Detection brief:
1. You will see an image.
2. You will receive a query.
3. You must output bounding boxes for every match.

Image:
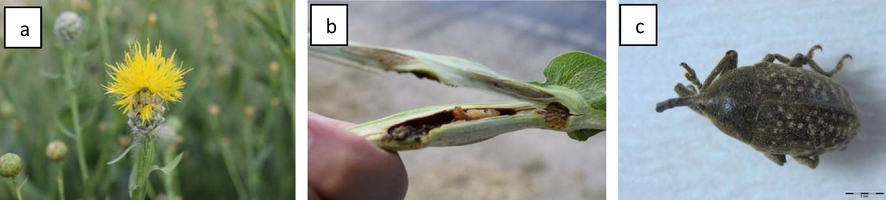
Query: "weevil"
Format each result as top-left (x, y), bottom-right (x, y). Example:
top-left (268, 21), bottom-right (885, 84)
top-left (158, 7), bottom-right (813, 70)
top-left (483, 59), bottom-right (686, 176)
top-left (655, 45), bottom-right (859, 169)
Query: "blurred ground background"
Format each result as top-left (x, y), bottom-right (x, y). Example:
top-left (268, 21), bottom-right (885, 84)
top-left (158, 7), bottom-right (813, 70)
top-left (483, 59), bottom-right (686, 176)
top-left (1, 0), bottom-right (293, 199)
top-left (619, 0), bottom-right (886, 199)
top-left (308, 2), bottom-right (605, 200)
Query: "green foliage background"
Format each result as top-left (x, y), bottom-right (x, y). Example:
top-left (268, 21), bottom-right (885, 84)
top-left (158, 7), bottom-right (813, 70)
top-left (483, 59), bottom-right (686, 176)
top-left (0, 0), bottom-right (294, 199)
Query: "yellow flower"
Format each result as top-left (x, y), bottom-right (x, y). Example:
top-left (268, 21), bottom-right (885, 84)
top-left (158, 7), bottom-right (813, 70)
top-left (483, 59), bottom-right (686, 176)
top-left (104, 42), bottom-right (190, 121)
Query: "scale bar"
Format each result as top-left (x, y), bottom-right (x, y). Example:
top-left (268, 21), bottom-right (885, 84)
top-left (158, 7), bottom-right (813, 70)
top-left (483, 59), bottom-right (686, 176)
top-left (846, 192), bottom-right (886, 195)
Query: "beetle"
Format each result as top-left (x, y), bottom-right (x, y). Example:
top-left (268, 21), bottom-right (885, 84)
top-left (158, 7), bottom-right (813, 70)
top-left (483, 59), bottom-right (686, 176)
top-left (655, 45), bottom-right (859, 169)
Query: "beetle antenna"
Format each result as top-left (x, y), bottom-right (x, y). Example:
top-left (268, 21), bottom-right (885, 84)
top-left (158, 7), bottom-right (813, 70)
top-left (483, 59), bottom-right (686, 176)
top-left (655, 96), bottom-right (692, 113)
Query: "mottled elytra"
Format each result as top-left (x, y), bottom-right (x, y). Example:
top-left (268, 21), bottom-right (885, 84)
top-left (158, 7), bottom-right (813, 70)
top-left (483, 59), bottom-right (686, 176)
top-left (656, 45), bottom-right (859, 169)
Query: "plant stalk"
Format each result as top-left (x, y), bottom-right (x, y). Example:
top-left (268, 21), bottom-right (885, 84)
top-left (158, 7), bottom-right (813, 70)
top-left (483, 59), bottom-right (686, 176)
top-left (97, 0), bottom-right (112, 63)
top-left (61, 48), bottom-right (92, 200)
top-left (9, 179), bottom-right (22, 200)
top-left (56, 166), bottom-right (65, 200)
top-left (210, 116), bottom-right (249, 200)
top-left (163, 146), bottom-right (176, 200)
top-left (132, 139), bottom-right (155, 200)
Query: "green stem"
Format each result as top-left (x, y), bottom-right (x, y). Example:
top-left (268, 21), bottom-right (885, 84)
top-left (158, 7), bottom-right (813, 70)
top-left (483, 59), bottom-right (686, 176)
top-left (162, 147), bottom-right (176, 200)
top-left (243, 120), bottom-right (257, 200)
top-left (273, 0), bottom-right (288, 36)
top-left (9, 178), bottom-right (21, 200)
top-left (57, 166), bottom-right (65, 200)
top-left (97, 0), bottom-right (112, 63)
top-left (60, 49), bottom-right (91, 200)
top-left (220, 140), bottom-right (249, 200)
top-left (132, 139), bottom-right (155, 200)
top-left (211, 116), bottom-right (249, 200)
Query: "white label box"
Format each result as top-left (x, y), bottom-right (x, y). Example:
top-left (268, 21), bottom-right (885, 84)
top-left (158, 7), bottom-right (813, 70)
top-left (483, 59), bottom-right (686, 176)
top-left (310, 4), bottom-right (348, 46)
top-left (4, 6), bottom-right (42, 48)
top-left (620, 4), bottom-right (657, 46)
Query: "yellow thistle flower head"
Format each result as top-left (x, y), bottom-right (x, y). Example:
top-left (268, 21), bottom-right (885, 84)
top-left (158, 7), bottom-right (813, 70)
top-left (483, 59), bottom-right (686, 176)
top-left (104, 41), bottom-right (190, 122)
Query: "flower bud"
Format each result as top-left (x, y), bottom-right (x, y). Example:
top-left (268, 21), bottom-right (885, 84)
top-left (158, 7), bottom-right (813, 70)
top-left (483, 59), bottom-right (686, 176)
top-left (213, 34), bottom-right (223, 46)
top-left (0, 100), bottom-right (14, 119)
top-left (270, 98), bottom-right (280, 107)
top-left (117, 136), bottom-right (131, 148)
top-left (244, 105), bottom-right (255, 120)
top-left (156, 117), bottom-right (183, 149)
top-left (54, 11), bottom-right (83, 46)
top-left (208, 104), bottom-right (220, 116)
top-left (147, 13), bottom-right (158, 27)
top-left (0, 153), bottom-right (22, 178)
top-left (268, 62), bottom-right (279, 75)
top-left (46, 141), bottom-right (69, 162)
top-left (98, 121), bottom-right (108, 133)
top-left (156, 125), bottom-right (177, 149)
top-left (208, 18), bottom-right (218, 31)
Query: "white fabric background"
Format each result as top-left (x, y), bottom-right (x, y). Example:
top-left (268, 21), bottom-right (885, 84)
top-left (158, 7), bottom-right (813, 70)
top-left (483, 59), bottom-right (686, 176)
top-left (618, 1), bottom-right (886, 199)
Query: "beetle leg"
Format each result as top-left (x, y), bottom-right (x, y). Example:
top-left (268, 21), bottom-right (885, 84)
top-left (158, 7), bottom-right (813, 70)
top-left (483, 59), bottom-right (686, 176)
top-left (792, 155), bottom-right (819, 169)
top-left (674, 83), bottom-right (696, 97)
top-left (701, 50), bottom-right (737, 90)
top-left (806, 54), bottom-right (852, 77)
top-left (763, 153), bottom-right (786, 166)
top-left (785, 53), bottom-right (809, 68)
top-left (761, 53), bottom-right (792, 65)
top-left (680, 62), bottom-right (703, 89)
top-left (806, 44), bottom-right (823, 60)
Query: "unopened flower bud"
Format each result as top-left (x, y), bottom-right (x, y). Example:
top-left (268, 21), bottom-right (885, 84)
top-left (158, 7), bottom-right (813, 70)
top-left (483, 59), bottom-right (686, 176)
top-left (98, 121), bottom-right (107, 133)
top-left (46, 141), bottom-right (68, 162)
top-left (270, 98), bottom-right (280, 107)
top-left (117, 136), bottom-right (131, 148)
top-left (54, 11), bottom-right (83, 46)
top-left (221, 137), bottom-right (230, 147)
top-left (213, 34), bottom-right (223, 46)
top-left (244, 105), bottom-right (255, 120)
top-left (0, 100), bottom-right (14, 119)
top-left (208, 19), bottom-right (218, 31)
top-left (208, 104), bottom-right (220, 116)
top-left (147, 13), bottom-right (158, 27)
top-left (0, 153), bottom-right (22, 178)
top-left (268, 62), bottom-right (279, 75)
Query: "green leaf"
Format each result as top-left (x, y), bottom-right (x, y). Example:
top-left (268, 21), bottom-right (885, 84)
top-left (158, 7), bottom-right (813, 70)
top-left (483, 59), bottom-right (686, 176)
top-left (541, 51), bottom-right (606, 111)
top-left (149, 153), bottom-right (184, 175)
top-left (107, 144), bottom-right (137, 165)
top-left (567, 129), bottom-right (604, 141)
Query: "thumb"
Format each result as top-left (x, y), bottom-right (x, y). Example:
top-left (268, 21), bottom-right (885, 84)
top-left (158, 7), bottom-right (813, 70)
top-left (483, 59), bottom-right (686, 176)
top-left (308, 112), bottom-right (408, 200)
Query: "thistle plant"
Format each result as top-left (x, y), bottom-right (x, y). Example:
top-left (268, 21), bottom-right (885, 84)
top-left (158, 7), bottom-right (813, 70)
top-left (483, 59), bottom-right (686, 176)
top-left (1, 153), bottom-right (25, 200)
top-left (310, 38), bottom-right (606, 150)
top-left (104, 42), bottom-right (187, 200)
